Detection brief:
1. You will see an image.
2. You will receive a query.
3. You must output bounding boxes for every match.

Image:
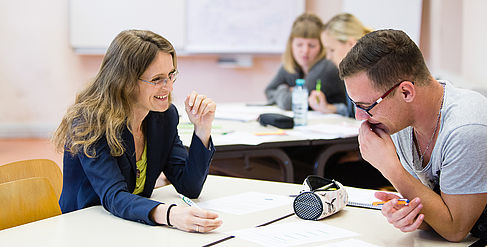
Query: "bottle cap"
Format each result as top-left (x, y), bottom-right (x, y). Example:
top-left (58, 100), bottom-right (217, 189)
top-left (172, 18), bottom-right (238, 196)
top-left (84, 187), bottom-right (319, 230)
top-left (295, 79), bottom-right (305, 86)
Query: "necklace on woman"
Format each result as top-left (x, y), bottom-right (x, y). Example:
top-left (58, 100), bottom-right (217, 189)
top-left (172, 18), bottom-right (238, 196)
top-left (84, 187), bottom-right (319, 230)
top-left (413, 84), bottom-right (445, 165)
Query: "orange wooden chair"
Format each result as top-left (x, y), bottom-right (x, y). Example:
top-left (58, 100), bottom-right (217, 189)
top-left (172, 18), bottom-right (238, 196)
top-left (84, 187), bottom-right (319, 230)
top-left (0, 159), bottom-right (62, 199)
top-left (0, 177), bottom-right (61, 230)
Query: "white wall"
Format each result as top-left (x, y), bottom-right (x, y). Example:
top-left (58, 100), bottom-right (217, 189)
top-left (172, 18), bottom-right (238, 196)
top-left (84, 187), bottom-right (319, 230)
top-left (426, 0), bottom-right (463, 83)
top-left (0, 0), bottom-right (279, 137)
top-left (463, 0), bottom-right (487, 88)
top-left (425, 0), bottom-right (487, 90)
top-left (1, 0), bottom-right (486, 138)
top-left (0, 0), bottom-right (87, 137)
top-left (307, 0), bottom-right (343, 22)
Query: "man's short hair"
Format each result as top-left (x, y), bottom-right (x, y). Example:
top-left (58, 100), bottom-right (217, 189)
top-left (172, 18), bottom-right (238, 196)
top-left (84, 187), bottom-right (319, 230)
top-left (339, 29), bottom-right (431, 91)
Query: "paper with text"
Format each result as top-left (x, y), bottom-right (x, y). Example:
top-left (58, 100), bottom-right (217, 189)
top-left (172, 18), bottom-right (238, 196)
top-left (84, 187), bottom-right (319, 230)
top-left (231, 221), bottom-right (359, 247)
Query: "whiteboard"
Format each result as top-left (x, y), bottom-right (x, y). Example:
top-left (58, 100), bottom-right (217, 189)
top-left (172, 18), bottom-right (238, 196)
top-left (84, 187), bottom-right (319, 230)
top-left (185, 0), bottom-right (305, 54)
top-left (342, 0), bottom-right (423, 45)
top-left (69, 0), bottom-right (185, 53)
top-left (69, 0), bottom-right (304, 54)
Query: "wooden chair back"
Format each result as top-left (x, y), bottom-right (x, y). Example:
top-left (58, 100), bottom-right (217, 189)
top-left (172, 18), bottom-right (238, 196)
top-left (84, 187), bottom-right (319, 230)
top-left (0, 177), bottom-right (61, 230)
top-left (0, 159), bottom-right (62, 199)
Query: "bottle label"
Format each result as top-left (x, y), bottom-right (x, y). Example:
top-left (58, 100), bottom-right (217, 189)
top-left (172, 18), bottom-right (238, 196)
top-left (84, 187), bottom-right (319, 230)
top-left (292, 88), bottom-right (308, 126)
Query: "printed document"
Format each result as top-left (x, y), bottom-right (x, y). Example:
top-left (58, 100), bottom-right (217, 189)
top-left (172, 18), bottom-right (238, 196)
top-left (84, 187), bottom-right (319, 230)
top-left (230, 221), bottom-right (359, 247)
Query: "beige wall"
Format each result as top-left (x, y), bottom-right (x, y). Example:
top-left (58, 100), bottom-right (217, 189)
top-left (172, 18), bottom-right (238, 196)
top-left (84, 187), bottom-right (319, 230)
top-left (306, 0), bottom-right (343, 21)
top-left (0, 0), bottom-right (281, 137)
top-left (413, 0), bottom-right (487, 90)
top-left (463, 0), bottom-right (487, 88)
top-left (1, 0), bottom-right (88, 137)
top-left (425, 0), bottom-right (463, 80)
top-left (1, 0), bottom-right (486, 137)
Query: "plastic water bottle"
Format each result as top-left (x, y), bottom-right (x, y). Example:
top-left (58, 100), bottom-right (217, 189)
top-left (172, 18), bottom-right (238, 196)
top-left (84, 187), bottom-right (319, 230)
top-left (292, 79), bottom-right (308, 126)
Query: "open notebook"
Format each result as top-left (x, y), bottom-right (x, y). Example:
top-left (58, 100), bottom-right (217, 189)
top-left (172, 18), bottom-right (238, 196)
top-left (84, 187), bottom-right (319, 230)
top-left (345, 186), bottom-right (402, 210)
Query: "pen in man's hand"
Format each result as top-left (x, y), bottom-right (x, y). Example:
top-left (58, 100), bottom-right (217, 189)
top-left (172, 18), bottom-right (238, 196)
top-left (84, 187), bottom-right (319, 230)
top-left (372, 198), bottom-right (409, 206)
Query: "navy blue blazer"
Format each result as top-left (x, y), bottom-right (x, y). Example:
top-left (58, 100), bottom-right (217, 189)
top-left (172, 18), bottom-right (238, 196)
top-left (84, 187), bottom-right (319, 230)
top-left (59, 105), bottom-right (215, 225)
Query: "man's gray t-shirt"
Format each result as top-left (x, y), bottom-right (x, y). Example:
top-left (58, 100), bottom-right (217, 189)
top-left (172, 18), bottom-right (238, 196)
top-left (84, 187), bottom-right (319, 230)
top-left (392, 81), bottom-right (487, 195)
top-left (392, 80), bottom-right (487, 236)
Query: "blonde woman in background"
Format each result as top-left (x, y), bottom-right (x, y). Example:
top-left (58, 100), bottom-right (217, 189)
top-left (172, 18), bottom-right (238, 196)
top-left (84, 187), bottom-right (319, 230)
top-left (265, 13), bottom-right (347, 113)
top-left (309, 13), bottom-right (391, 190)
top-left (309, 13), bottom-right (372, 117)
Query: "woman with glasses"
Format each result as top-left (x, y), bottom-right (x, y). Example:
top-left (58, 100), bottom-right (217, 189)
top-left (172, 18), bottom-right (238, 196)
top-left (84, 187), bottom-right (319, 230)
top-left (52, 30), bottom-right (222, 233)
top-left (308, 13), bottom-right (372, 117)
top-left (265, 13), bottom-right (347, 113)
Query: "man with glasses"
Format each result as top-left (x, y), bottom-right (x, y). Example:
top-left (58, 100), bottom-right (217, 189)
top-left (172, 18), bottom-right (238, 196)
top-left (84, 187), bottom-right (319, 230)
top-left (339, 29), bottom-right (487, 242)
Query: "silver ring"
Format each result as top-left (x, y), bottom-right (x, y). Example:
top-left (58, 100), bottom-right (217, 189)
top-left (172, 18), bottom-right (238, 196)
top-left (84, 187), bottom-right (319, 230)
top-left (196, 225), bottom-right (199, 232)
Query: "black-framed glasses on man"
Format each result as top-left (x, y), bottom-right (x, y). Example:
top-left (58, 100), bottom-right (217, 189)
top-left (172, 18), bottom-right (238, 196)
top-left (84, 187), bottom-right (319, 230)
top-left (349, 80), bottom-right (413, 117)
top-left (139, 70), bottom-right (178, 86)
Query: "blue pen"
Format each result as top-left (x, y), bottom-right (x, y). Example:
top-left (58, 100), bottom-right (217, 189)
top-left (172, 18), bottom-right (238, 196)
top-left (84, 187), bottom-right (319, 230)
top-left (179, 194), bottom-right (201, 208)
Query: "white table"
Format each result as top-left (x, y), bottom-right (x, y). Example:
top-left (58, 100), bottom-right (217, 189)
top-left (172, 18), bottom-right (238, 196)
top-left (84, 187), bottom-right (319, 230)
top-left (0, 175), bottom-right (477, 246)
top-left (178, 103), bottom-right (361, 147)
top-left (177, 103), bottom-right (362, 183)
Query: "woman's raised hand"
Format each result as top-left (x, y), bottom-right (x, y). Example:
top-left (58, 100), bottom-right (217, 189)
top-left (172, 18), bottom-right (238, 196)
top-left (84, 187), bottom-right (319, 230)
top-left (185, 91), bottom-right (216, 148)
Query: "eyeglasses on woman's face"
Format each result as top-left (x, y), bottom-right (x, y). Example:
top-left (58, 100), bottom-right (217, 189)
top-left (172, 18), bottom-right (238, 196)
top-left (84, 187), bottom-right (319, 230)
top-left (139, 70), bottom-right (178, 86)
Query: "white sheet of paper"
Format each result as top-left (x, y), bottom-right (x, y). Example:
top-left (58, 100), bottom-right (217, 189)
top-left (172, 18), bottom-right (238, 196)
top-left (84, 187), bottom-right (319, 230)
top-left (317, 239), bottom-right (382, 247)
top-left (211, 131), bottom-right (277, 145)
top-left (286, 122), bottom-right (360, 140)
top-left (230, 221), bottom-right (359, 247)
top-left (197, 192), bottom-right (293, 215)
top-left (306, 111), bottom-right (342, 120)
top-left (215, 103), bottom-right (289, 122)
